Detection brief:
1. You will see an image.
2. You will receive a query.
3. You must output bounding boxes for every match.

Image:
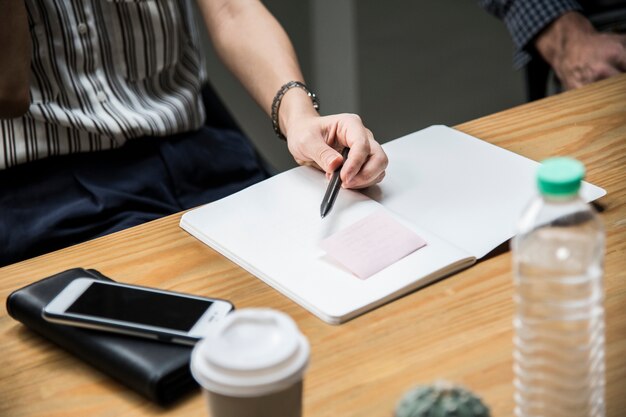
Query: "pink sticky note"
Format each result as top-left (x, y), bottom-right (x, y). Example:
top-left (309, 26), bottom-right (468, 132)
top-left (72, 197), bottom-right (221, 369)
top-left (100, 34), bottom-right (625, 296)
top-left (320, 210), bottom-right (427, 279)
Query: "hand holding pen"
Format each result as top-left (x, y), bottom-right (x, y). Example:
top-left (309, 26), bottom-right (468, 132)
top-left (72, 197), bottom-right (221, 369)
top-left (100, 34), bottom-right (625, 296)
top-left (279, 112), bottom-right (388, 191)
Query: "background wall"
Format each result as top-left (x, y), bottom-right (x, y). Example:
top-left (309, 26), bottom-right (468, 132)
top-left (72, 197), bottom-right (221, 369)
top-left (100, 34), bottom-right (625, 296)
top-left (198, 1), bottom-right (526, 172)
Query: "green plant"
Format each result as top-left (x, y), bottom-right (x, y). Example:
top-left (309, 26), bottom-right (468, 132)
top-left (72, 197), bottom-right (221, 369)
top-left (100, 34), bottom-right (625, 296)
top-left (395, 381), bottom-right (490, 417)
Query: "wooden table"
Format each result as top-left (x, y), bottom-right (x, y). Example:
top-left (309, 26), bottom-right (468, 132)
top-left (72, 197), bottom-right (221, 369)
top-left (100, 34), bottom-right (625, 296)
top-left (1, 74), bottom-right (625, 417)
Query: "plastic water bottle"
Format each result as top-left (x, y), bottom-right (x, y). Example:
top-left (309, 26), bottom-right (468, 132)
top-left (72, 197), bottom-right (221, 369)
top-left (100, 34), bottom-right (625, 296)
top-left (511, 157), bottom-right (605, 417)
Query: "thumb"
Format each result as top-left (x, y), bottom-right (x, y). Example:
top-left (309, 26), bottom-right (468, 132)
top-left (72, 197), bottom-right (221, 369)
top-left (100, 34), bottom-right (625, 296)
top-left (310, 142), bottom-right (343, 174)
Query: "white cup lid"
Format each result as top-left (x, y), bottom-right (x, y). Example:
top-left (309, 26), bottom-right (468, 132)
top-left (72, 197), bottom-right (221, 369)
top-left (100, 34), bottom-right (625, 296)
top-left (190, 308), bottom-right (309, 397)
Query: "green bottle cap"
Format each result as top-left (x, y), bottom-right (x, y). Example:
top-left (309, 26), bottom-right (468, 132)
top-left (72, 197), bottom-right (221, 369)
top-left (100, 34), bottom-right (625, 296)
top-left (537, 157), bottom-right (585, 196)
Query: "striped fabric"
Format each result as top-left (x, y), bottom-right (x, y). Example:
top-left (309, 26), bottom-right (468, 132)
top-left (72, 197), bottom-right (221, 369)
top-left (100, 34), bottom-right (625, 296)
top-left (0, 0), bottom-right (207, 170)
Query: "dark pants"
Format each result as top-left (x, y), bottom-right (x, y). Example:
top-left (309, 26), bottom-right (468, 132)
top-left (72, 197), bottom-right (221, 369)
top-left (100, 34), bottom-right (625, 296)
top-left (0, 86), bottom-right (270, 267)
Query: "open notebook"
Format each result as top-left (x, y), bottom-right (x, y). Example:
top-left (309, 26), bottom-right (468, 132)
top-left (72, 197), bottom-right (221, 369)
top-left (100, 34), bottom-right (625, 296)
top-left (180, 125), bottom-right (606, 324)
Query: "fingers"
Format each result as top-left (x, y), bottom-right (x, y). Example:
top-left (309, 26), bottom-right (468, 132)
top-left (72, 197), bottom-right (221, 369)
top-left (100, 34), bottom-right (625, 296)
top-left (555, 32), bottom-right (626, 89)
top-left (593, 64), bottom-right (621, 82)
top-left (612, 34), bottom-right (626, 71)
top-left (286, 113), bottom-right (388, 189)
top-left (563, 64), bottom-right (594, 90)
top-left (334, 114), bottom-right (372, 183)
top-left (324, 115), bottom-right (387, 189)
top-left (290, 128), bottom-right (341, 174)
top-left (294, 157), bottom-right (322, 172)
top-left (596, 34), bottom-right (626, 79)
top-left (561, 61), bottom-right (620, 90)
top-left (343, 133), bottom-right (389, 189)
top-left (318, 145), bottom-right (343, 173)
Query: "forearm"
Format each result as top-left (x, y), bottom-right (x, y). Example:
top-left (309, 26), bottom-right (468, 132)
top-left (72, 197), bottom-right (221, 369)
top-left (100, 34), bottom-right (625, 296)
top-left (197, 0), bottom-right (388, 187)
top-left (0, 0), bottom-right (31, 118)
top-left (197, 0), bottom-right (317, 137)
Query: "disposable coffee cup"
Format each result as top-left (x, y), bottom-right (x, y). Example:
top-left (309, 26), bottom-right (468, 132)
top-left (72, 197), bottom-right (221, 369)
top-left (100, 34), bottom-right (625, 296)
top-left (190, 308), bottom-right (310, 417)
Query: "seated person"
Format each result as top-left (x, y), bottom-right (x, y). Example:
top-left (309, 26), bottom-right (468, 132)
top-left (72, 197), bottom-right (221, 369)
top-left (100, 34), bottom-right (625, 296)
top-left (0, 0), bottom-right (388, 266)
top-left (480, 0), bottom-right (626, 99)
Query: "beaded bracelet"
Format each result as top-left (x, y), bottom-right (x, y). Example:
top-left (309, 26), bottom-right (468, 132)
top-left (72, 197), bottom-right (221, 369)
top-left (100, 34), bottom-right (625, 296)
top-left (271, 81), bottom-right (319, 141)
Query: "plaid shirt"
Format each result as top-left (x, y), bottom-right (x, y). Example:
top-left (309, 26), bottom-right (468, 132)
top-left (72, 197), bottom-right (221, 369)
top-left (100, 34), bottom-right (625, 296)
top-left (480, 0), bottom-right (583, 68)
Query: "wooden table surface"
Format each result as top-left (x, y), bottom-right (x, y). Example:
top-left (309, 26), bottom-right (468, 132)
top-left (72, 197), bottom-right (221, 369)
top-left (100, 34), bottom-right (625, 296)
top-left (1, 74), bottom-right (625, 417)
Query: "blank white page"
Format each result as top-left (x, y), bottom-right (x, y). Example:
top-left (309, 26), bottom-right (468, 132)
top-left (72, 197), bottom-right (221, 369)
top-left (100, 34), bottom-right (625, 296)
top-left (365, 125), bottom-right (606, 259)
top-left (181, 166), bottom-right (473, 324)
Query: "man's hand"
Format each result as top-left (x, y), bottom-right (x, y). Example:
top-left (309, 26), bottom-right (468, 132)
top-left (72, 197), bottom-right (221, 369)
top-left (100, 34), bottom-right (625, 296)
top-left (284, 112), bottom-right (388, 189)
top-left (535, 12), bottom-right (626, 90)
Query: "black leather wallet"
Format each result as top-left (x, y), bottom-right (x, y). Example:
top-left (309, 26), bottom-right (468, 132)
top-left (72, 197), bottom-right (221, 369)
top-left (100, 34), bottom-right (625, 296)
top-left (6, 268), bottom-right (198, 405)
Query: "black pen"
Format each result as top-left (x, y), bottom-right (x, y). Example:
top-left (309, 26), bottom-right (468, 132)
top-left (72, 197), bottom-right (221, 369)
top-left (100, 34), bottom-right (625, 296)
top-left (320, 147), bottom-right (350, 218)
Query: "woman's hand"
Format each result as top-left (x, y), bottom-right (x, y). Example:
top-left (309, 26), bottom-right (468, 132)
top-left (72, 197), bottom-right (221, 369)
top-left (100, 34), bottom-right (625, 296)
top-left (277, 85), bottom-right (387, 189)
top-left (283, 112), bottom-right (388, 189)
top-left (199, 0), bottom-right (388, 185)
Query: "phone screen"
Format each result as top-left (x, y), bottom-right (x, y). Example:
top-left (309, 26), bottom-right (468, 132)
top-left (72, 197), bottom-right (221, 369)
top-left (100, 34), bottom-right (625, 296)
top-left (66, 282), bottom-right (213, 331)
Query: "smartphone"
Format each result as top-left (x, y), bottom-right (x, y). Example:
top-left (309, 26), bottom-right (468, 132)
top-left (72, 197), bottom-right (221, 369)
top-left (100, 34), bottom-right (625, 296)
top-left (42, 278), bottom-right (234, 345)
